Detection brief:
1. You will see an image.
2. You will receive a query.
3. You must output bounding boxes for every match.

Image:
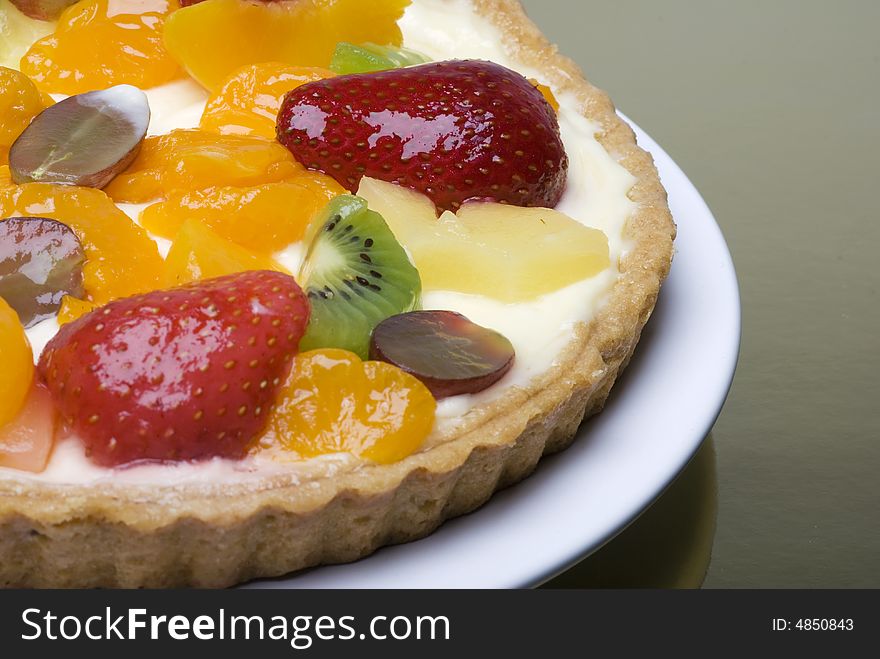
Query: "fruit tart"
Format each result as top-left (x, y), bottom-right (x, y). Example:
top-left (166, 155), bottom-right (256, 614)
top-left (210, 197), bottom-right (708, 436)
top-left (0, 0), bottom-right (675, 587)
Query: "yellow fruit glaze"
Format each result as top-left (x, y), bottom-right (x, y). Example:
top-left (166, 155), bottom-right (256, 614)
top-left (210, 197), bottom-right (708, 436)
top-left (3, 0), bottom-right (638, 483)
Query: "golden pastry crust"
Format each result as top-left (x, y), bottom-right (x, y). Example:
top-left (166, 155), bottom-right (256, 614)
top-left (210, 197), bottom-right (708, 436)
top-left (0, 0), bottom-right (675, 588)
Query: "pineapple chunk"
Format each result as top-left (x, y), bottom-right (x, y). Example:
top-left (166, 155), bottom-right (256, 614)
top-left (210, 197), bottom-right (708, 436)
top-left (357, 177), bottom-right (609, 302)
top-left (0, 0), bottom-right (55, 70)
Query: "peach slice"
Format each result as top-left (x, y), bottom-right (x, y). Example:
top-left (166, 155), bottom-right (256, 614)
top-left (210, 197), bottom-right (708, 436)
top-left (0, 383), bottom-right (56, 473)
top-left (163, 0), bottom-right (410, 91)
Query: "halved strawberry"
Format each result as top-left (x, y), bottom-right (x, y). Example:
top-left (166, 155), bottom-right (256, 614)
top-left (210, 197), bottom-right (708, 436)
top-left (276, 60), bottom-right (568, 212)
top-left (38, 271), bottom-right (309, 466)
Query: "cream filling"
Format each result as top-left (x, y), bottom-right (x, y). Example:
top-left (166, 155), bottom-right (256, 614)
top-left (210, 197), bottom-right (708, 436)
top-left (8, 0), bottom-right (635, 484)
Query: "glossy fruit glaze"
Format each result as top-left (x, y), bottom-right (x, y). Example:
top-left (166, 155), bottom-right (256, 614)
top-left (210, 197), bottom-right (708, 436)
top-left (0, 66), bottom-right (49, 167)
top-left (370, 310), bottom-right (515, 398)
top-left (200, 62), bottom-right (336, 139)
top-left (105, 130), bottom-right (305, 203)
top-left (276, 59), bottom-right (567, 211)
top-left (265, 348), bottom-right (436, 464)
top-left (0, 217), bottom-right (85, 327)
top-left (0, 181), bottom-right (164, 317)
top-left (39, 270), bottom-right (309, 466)
top-left (163, 0), bottom-right (410, 90)
top-left (20, 0), bottom-right (183, 95)
top-left (0, 381), bottom-right (55, 472)
top-left (140, 176), bottom-right (344, 253)
top-left (161, 218), bottom-right (286, 287)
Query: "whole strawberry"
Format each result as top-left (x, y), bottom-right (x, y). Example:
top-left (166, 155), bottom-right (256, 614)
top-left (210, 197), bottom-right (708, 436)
top-left (276, 60), bottom-right (567, 212)
top-left (38, 271), bottom-right (309, 466)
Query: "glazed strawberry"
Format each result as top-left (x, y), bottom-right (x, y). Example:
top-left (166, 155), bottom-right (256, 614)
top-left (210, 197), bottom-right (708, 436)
top-left (38, 271), bottom-right (309, 466)
top-left (276, 60), bottom-right (567, 212)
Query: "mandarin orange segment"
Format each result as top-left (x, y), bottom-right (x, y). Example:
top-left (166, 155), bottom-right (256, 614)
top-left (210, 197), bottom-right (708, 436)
top-left (0, 382), bottom-right (56, 472)
top-left (57, 295), bottom-right (97, 325)
top-left (164, 0), bottom-right (410, 91)
top-left (0, 296), bottom-right (34, 429)
top-left (266, 349), bottom-right (435, 464)
top-left (0, 67), bottom-right (50, 167)
top-left (0, 183), bottom-right (163, 311)
top-left (105, 129), bottom-right (305, 203)
top-left (162, 219), bottom-right (287, 287)
top-left (529, 78), bottom-right (560, 112)
top-left (201, 62), bottom-right (336, 139)
top-left (140, 175), bottom-right (344, 253)
top-left (20, 0), bottom-right (183, 95)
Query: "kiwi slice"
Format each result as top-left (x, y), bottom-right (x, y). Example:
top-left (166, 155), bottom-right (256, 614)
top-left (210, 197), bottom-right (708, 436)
top-left (298, 195), bottom-right (421, 358)
top-left (329, 42), bottom-right (431, 75)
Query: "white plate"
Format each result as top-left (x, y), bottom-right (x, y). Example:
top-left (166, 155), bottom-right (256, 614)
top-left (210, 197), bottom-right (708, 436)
top-left (249, 116), bottom-right (741, 589)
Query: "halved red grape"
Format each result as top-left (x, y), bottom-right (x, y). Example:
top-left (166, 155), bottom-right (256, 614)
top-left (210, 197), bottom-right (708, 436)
top-left (9, 0), bottom-right (79, 21)
top-left (0, 217), bottom-right (85, 327)
top-left (369, 310), bottom-right (515, 398)
top-left (9, 85), bottom-right (150, 189)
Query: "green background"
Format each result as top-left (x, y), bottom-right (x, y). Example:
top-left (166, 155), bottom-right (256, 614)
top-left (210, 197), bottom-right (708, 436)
top-left (520, 0), bottom-right (880, 587)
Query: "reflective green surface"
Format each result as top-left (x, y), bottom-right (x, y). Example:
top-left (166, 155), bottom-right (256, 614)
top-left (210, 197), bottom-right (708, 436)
top-left (524, 0), bottom-right (879, 587)
top-left (547, 437), bottom-right (718, 588)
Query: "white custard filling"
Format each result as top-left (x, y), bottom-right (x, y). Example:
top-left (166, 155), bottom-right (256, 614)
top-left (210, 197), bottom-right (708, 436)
top-left (7, 0), bottom-right (635, 484)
